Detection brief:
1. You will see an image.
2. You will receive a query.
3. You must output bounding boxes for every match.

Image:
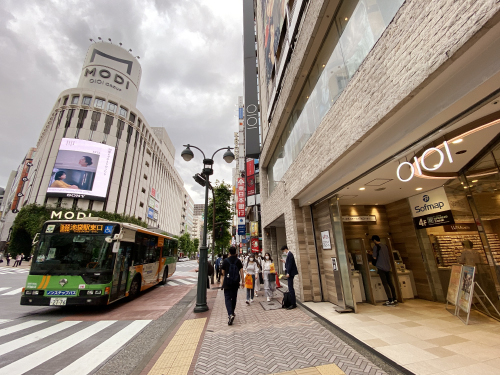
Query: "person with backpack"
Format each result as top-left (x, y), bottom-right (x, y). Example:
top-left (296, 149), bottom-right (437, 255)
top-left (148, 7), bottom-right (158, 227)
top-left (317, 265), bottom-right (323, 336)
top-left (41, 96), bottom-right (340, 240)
top-left (215, 254), bottom-right (222, 283)
top-left (371, 235), bottom-right (397, 306)
top-left (262, 253), bottom-right (276, 302)
top-left (221, 246), bottom-right (244, 325)
top-left (281, 245), bottom-right (298, 309)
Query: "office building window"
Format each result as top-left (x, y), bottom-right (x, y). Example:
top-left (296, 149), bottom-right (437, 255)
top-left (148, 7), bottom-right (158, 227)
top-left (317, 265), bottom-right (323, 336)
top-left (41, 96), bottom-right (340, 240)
top-left (107, 102), bottom-right (117, 113)
top-left (94, 98), bottom-right (105, 109)
top-left (129, 113), bottom-right (136, 123)
top-left (71, 96), bottom-right (79, 105)
top-left (119, 107), bottom-right (128, 117)
top-left (82, 96), bottom-right (92, 106)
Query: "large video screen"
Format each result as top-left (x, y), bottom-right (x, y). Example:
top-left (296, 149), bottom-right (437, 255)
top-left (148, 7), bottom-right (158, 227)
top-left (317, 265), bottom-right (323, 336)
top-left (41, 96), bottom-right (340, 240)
top-left (46, 138), bottom-right (115, 201)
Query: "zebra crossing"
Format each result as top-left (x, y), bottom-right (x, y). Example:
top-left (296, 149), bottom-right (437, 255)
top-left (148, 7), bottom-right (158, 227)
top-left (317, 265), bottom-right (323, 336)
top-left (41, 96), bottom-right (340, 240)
top-left (167, 277), bottom-right (198, 286)
top-left (0, 318), bottom-right (151, 375)
top-left (0, 287), bottom-right (23, 296)
top-left (0, 268), bottom-right (29, 275)
top-left (175, 262), bottom-right (197, 268)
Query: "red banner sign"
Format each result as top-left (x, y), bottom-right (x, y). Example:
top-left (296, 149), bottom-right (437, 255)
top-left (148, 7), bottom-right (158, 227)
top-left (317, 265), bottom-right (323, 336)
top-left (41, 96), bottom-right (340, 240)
top-left (246, 159), bottom-right (255, 176)
top-left (247, 175), bottom-right (255, 196)
top-left (251, 238), bottom-right (260, 253)
top-left (237, 178), bottom-right (245, 217)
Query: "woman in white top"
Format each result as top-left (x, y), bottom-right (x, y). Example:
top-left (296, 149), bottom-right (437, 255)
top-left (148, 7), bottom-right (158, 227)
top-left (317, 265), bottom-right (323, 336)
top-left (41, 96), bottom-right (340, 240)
top-left (262, 252), bottom-right (276, 301)
top-left (245, 255), bottom-right (258, 303)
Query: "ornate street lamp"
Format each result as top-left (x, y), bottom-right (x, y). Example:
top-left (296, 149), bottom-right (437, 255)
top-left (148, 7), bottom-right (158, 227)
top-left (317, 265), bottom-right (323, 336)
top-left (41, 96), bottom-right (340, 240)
top-left (181, 144), bottom-right (235, 312)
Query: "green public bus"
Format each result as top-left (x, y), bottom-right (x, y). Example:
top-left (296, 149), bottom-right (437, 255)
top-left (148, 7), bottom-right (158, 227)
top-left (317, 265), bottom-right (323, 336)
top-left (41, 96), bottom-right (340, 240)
top-left (20, 219), bottom-right (178, 307)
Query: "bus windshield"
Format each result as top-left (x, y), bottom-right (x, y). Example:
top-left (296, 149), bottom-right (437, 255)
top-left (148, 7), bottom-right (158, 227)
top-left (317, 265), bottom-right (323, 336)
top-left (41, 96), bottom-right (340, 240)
top-left (32, 233), bottom-right (114, 275)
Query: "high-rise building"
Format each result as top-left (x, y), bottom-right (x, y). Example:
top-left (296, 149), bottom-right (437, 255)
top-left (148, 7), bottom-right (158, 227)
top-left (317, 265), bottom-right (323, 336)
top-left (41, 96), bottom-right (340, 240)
top-left (2, 42), bottom-right (187, 237)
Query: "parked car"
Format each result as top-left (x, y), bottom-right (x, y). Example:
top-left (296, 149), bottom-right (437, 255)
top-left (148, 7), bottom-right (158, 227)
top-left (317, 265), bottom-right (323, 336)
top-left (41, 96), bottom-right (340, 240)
top-left (178, 256), bottom-right (190, 262)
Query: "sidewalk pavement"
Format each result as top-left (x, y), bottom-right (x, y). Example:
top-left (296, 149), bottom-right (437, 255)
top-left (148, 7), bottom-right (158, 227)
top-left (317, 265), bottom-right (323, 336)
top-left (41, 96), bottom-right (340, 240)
top-left (142, 284), bottom-right (392, 375)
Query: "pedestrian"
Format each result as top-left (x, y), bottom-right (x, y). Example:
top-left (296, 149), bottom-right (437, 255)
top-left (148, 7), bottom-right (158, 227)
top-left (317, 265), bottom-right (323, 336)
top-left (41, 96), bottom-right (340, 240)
top-left (13, 254), bottom-right (21, 267)
top-left (19, 253), bottom-right (24, 267)
top-left (244, 254), bottom-right (258, 304)
top-left (371, 235), bottom-right (397, 306)
top-left (254, 254), bottom-right (263, 297)
top-left (6, 253), bottom-right (11, 266)
top-left (221, 246), bottom-right (244, 325)
top-left (215, 254), bottom-right (222, 283)
top-left (263, 252), bottom-right (276, 302)
top-left (281, 245), bottom-right (298, 309)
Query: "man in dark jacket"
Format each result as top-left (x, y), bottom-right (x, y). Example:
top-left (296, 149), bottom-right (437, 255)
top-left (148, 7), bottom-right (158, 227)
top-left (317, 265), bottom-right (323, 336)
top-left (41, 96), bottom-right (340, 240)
top-left (221, 246), bottom-right (244, 325)
top-left (372, 235), bottom-right (397, 306)
top-left (281, 245), bottom-right (298, 309)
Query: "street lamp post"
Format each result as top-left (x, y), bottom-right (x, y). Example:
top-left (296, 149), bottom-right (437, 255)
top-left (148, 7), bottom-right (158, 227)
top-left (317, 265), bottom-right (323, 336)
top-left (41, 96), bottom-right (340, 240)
top-left (181, 144), bottom-right (235, 313)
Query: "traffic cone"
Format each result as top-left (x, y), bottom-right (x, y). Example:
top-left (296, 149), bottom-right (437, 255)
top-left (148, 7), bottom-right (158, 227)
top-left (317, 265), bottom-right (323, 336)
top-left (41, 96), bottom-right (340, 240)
top-left (276, 274), bottom-right (281, 288)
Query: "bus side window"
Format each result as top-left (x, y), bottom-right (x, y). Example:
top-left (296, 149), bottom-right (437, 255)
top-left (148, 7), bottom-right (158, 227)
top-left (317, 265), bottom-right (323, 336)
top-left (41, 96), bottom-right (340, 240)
top-left (147, 235), bottom-right (158, 263)
top-left (165, 239), bottom-right (171, 257)
top-left (172, 240), bottom-right (178, 258)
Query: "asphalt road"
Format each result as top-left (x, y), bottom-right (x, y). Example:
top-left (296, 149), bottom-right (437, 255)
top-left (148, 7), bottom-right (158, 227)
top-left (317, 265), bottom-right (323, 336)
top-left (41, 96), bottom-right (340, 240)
top-left (0, 260), bottom-right (199, 375)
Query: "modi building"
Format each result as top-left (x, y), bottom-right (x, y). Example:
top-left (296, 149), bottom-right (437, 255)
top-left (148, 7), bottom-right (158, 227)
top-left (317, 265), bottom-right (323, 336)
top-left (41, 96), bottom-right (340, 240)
top-left (257, 0), bottom-right (500, 321)
top-left (4, 42), bottom-right (187, 236)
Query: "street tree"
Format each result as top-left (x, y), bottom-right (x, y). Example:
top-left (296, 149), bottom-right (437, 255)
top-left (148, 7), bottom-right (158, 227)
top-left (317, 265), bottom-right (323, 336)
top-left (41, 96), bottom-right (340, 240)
top-left (207, 181), bottom-right (232, 253)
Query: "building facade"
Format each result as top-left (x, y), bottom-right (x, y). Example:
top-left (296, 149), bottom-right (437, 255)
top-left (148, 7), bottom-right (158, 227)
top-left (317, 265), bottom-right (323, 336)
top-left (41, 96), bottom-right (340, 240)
top-left (3, 42), bottom-right (187, 237)
top-left (257, 0), bottom-right (500, 315)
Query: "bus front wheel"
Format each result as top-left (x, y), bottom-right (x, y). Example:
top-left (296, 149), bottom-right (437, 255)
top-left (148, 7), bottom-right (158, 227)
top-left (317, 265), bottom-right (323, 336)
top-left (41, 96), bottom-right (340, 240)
top-left (129, 276), bottom-right (141, 299)
top-left (160, 266), bottom-right (168, 285)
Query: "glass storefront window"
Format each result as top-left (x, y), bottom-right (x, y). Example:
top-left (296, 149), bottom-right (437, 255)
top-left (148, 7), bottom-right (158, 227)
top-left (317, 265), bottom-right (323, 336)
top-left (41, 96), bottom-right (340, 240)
top-left (268, 0), bottom-right (404, 194)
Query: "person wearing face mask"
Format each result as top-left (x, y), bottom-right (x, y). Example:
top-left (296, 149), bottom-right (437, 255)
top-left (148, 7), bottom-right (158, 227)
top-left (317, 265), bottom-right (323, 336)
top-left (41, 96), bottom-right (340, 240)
top-left (254, 254), bottom-right (263, 297)
top-left (245, 255), bottom-right (258, 303)
top-left (262, 253), bottom-right (276, 302)
top-left (281, 245), bottom-right (298, 309)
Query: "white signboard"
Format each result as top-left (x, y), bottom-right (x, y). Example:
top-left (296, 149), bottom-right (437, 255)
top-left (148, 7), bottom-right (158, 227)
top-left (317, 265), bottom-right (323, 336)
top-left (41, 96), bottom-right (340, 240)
top-left (408, 187), bottom-right (451, 218)
top-left (149, 196), bottom-right (160, 211)
top-left (342, 215), bottom-right (376, 222)
top-left (321, 231), bottom-right (332, 250)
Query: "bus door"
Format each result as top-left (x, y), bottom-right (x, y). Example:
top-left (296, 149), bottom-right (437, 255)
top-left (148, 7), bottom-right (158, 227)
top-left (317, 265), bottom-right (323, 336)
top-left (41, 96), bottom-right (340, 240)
top-left (110, 242), bottom-right (132, 301)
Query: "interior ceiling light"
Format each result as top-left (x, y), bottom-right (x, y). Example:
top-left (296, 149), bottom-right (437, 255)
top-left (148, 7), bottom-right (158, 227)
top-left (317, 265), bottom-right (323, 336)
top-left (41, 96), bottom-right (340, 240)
top-left (345, 17), bottom-right (348, 20)
top-left (456, 150), bottom-right (467, 155)
top-left (416, 187), bottom-right (422, 190)
top-left (353, 203), bottom-right (356, 205)
top-left (359, 187), bottom-right (365, 190)
top-left (452, 139), bottom-right (463, 144)
top-left (472, 180), bottom-right (478, 182)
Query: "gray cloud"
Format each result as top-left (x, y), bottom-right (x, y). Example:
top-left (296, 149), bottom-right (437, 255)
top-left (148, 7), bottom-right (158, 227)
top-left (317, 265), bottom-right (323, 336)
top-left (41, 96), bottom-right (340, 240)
top-left (0, 0), bottom-right (242, 203)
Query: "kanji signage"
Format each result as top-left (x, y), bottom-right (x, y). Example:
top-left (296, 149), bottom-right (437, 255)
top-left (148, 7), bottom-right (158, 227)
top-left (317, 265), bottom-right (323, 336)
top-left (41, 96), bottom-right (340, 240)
top-left (237, 177), bottom-right (246, 217)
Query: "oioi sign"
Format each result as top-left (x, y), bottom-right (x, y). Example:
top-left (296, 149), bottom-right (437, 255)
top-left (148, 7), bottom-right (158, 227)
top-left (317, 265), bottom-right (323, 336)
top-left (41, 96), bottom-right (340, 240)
top-left (397, 141), bottom-right (454, 182)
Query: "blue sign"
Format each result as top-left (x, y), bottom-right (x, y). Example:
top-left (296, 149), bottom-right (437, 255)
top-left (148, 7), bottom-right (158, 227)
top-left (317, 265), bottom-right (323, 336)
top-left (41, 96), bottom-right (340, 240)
top-left (47, 291), bottom-right (76, 296)
top-left (238, 225), bottom-right (246, 235)
top-left (147, 207), bottom-right (155, 219)
top-left (104, 225), bottom-right (114, 234)
top-left (239, 107), bottom-right (244, 119)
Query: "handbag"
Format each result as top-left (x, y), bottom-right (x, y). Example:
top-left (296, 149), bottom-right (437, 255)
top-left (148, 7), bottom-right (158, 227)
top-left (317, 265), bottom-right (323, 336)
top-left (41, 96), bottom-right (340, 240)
top-left (245, 274), bottom-right (253, 289)
top-left (268, 273), bottom-right (276, 283)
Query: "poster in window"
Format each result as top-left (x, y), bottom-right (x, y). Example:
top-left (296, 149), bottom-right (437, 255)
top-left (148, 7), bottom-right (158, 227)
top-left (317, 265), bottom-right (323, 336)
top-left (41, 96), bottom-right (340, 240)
top-left (46, 138), bottom-right (115, 201)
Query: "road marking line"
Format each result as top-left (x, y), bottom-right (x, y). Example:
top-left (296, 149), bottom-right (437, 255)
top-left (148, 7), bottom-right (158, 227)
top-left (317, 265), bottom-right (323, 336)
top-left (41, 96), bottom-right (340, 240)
top-left (0, 288), bottom-right (10, 292)
top-left (54, 320), bottom-right (151, 375)
top-left (176, 279), bottom-right (194, 285)
top-left (0, 319), bottom-right (12, 326)
top-left (0, 321), bottom-right (81, 355)
top-left (0, 320), bottom-right (47, 338)
top-left (0, 320), bottom-right (116, 375)
top-left (167, 281), bottom-right (179, 286)
top-left (1, 288), bottom-right (23, 296)
top-left (148, 318), bottom-right (206, 375)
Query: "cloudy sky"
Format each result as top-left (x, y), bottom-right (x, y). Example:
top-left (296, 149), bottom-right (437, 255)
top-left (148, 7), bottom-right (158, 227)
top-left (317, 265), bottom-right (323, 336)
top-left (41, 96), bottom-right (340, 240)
top-left (0, 0), bottom-right (242, 203)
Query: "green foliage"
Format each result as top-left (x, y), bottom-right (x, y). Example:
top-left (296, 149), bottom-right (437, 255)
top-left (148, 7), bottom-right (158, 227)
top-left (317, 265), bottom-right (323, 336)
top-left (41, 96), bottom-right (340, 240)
top-left (9, 204), bottom-right (148, 255)
top-left (207, 181), bottom-right (232, 252)
top-left (178, 232), bottom-right (191, 256)
top-left (193, 238), bottom-right (200, 251)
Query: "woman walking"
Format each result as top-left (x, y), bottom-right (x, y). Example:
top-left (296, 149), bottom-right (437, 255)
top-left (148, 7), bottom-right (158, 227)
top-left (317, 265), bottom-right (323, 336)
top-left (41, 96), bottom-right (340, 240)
top-left (245, 255), bottom-right (258, 304)
top-left (254, 254), bottom-right (262, 297)
top-left (263, 253), bottom-right (277, 302)
top-left (5, 253), bottom-right (11, 266)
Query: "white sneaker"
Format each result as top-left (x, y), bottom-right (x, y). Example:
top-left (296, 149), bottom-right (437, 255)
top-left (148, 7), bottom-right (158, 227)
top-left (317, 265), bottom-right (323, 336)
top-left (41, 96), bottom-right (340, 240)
top-left (250, 299), bottom-right (254, 303)
top-left (267, 297), bottom-right (271, 302)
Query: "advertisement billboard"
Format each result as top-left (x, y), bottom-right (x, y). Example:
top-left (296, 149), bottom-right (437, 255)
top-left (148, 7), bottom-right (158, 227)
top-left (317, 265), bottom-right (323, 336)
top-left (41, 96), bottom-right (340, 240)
top-left (149, 196), bottom-right (160, 211)
top-left (247, 175), bottom-right (255, 196)
top-left (46, 138), bottom-right (115, 201)
top-left (237, 177), bottom-right (246, 217)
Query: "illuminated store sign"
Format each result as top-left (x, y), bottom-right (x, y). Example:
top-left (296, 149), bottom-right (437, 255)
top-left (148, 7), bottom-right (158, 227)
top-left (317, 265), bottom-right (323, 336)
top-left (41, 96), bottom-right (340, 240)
top-left (397, 141), bottom-right (453, 182)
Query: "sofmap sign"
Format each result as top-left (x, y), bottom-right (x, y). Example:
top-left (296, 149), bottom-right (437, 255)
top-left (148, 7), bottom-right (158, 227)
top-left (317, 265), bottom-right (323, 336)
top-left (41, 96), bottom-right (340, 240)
top-left (408, 187), bottom-right (451, 218)
top-left (408, 187), bottom-right (455, 229)
top-left (397, 141), bottom-right (453, 182)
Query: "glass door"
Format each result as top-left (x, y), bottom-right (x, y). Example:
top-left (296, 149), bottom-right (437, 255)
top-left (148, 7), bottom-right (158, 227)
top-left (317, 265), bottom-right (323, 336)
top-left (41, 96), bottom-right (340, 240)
top-left (346, 238), bottom-right (375, 304)
top-left (329, 197), bottom-right (355, 310)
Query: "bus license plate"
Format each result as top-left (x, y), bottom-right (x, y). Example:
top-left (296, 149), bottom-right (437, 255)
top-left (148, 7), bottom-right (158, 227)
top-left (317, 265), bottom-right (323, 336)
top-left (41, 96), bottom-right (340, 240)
top-left (49, 298), bottom-right (67, 306)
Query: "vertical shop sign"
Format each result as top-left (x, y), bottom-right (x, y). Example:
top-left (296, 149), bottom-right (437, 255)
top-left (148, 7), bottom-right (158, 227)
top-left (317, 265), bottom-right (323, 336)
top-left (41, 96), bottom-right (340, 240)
top-left (247, 175), bottom-right (255, 196)
top-left (250, 221), bottom-right (258, 237)
top-left (251, 238), bottom-right (260, 253)
top-left (321, 231), bottom-right (332, 249)
top-left (246, 159), bottom-right (255, 177)
top-left (237, 177), bottom-right (246, 217)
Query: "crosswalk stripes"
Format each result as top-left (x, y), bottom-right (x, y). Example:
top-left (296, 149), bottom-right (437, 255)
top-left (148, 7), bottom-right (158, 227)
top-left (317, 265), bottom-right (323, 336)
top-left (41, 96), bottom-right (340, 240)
top-left (0, 319), bottom-right (151, 375)
top-left (0, 320), bottom-right (11, 326)
top-left (0, 268), bottom-right (29, 274)
top-left (1, 288), bottom-right (23, 296)
top-left (54, 320), bottom-right (150, 375)
top-left (0, 288), bottom-right (9, 293)
top-left (167, 278), bottom-right (198, 286)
